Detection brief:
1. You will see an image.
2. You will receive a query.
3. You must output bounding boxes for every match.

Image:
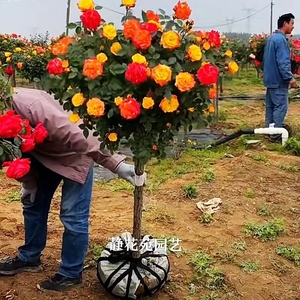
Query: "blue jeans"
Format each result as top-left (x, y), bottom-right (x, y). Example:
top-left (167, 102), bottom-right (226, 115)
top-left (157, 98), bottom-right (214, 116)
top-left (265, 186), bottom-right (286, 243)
top-left (265, 87), bottom-right (288, 128)
top-left (18, 157), bottom-right (94, 278)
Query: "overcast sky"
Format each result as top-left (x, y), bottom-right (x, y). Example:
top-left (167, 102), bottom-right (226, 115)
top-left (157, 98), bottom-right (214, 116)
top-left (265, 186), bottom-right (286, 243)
top-left (0, 0), bottom-right (298, 38)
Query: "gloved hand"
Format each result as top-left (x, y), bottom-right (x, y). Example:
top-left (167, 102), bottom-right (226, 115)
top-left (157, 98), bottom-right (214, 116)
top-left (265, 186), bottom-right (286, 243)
top-left (115, 163), bottom-right (135, 185)
top-left (20, 180), bottom-right (38, 203)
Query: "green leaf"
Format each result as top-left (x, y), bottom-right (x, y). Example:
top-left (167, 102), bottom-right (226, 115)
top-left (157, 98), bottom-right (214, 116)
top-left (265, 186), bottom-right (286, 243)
top-left (152, 53), bottom-right (160, 60)
top-left (115, 49), bottom-right (127, 57)
top-left (174, 50), bottom-right (184, 60)
top-left (0, 147), bottom-right (3, 156)
top-left (13, 137), bottom-right (22, 147)
top-left (141, 10), bottom-right (148, 22)
top-left (165, 20), bottom-right (174, 30)
top-left (87, 48), bottom-right (95, 58)
top-left (174, 62), bottom-right (182, 72)
top-left (88, 80), bottom-right (97, 91)
top-left (83, 127), bottom-right (89, 139)
top-left (165, 89), bottom-right (172, 100)
top-left (68, 72), bottom-right (77, 79)
top-left (95, 5), bottom-right (102, 10)
top-left (67, 23), bottom-right (77, 29)
top-left (148, 46), bottom-right (156, 55)
top-left (144, 122), bottom-right (152, 132)
top-left (107, 108), bottom-right (114, 118)
top-left (75, 26), bottom-right (82, 35)
top-left (158, 9), bottom-right (166, 15)
top-left (168, 57), bottom-right (177, 65)
top-left (109, 63), bottom-right (127, 75)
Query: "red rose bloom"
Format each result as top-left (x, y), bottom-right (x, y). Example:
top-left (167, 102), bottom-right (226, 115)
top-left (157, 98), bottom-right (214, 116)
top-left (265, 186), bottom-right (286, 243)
top-left (140, 22), bottom-right (158, 34)
top-left (197, 63), bottom-right (219, 86)
top-left (21, 119), bottom-right (33, 136)
top-left (125, 63), bottom-right (148, 85)
top-left (118, 97), bottom-right (141, 120)
top-left (21, 137), bottom-right (35, 152)
top-left (81, 9), bottom-right (101, 31)
top-left (4, 66), bottom-right (14, 76)
top-left (2, 158), bottom-right (31, 179)
top-left (33, 122), bottom-right (48, 143)
top-left (46, 58), bottom-right (65, 75)
top-left (0, 111), bottom-right (23, 138)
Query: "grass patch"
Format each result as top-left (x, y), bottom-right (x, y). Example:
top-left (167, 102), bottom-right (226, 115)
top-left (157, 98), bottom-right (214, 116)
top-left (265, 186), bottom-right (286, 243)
top-left (276, 246), bottom-right (300, 266)
top-left (232, 241), bottom-right (247, 251)
top-left (242, 218), bottom-right (285, 242)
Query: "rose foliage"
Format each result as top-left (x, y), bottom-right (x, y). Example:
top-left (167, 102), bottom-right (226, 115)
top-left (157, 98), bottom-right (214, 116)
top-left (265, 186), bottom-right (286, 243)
top-left (45, 0), bottom-right (239, 166)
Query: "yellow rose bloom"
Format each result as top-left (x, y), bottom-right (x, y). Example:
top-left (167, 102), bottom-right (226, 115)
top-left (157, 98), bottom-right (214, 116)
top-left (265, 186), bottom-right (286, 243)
top-left (228, 61), bottom-right (239, 74)
top-left (160, 31), bottom-right (180, 50)
top-left (69, 113), bottom-right (80, 123)
top-left (71, 93), bottom-right (85, 107)
top-left (114, 96), bottom-right (123, 106)
top-left (62, 60), bottom-right (69, 68)
top-left (32, 50), bottom-right (37, 55)
top-left (175, 72), bottom-right (196, 92)
top-left (142, 97), bottom-right (155, 109)
top-left (132, 53), bottom-right (147, 65)
top-left (203, 41), bottom-right (211, 51)
top-left (77, 0), bottom-right (95, 11)
top-left (96, 53), bottom-right (108, 63)
top-left (4, 52), bottom-right (12, 57)
top-left (187, 44), bottom-right (202, 62)
top-left (15, 47), bottom-right (22, 52)
top-left (225, 50), bottom-right (232, 57)
top-left (151, 64), bottom-right (172, 86)
top-left (110, 42), bottom-right (122, 55)
top-left (6, 57), bottom-right (11, 62)
top-left (108, 132), bottom-right (118, 142)
top-left (188, 107), bottom-right (195, 112)
top-left (86, 98), bottom-right (105, 117)
top-left (103, 24), bottom-right (117, 40)
top-left (208, 105), bottom-right (215, 114)
top-left (159, 95), bottom-right (179, 113)
top-left (121, 0), bottom-right (136, 8)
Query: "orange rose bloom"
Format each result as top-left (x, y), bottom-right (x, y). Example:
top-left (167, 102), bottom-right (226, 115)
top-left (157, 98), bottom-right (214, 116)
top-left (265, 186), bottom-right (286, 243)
top-left (132, 30), bottom-right (152, 50)
top-left (86, 98), bottom-right (105, 117)
top-left (209, 84), bottom-right (216, 99)
top-left (82, 58), bottom-right (103, 79)
top-left (146, 10), bottom-right (160, 22)
top-left (151, 64), bottom-right (172, 86)
top-left (173, 1), bottom-right (192, 20)
top-left (159, 95), bottom-right (180, 113)
top-left (123, 19), bottom-right (141, 39)
top-left (51, 36), bottom-right (73, 56)
top-left (175, 72), bottom-right (196, 92)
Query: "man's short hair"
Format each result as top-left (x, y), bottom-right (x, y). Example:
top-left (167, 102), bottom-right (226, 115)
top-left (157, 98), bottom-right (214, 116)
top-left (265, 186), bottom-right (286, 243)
top-left (277, 13), bottom-right (295, 29)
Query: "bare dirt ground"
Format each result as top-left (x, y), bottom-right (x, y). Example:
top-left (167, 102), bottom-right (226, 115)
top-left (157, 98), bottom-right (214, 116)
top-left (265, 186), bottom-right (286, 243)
top-left (1, 95), bottom-right (300, 299)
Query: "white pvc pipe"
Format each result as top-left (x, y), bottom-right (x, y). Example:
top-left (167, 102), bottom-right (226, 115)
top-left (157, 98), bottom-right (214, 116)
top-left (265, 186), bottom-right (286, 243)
top-left (254, 127), bottom-right (289, 145)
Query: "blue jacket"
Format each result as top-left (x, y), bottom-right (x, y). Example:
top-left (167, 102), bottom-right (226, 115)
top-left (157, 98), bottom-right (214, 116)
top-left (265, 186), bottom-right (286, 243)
top-left (262, 30), bottom-right (293, 88)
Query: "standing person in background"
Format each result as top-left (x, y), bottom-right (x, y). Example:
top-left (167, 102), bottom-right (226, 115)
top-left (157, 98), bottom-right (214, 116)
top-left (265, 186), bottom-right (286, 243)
top-left (263, 13), bottom-right (298, 143)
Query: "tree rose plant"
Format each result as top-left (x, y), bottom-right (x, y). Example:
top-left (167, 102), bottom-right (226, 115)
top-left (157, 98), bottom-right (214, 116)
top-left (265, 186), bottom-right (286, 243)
top-left (0, 67), bottom-right (48, 179)
top-left (44, 0), bottom-right (239, 254)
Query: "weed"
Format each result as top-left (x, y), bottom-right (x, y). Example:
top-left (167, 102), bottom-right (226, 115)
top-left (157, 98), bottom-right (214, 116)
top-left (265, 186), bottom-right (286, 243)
top-left (256, 203), bottom-right (274, 217)
top-left (284, 137), bottom-right (300, 156)
top-left (242, 218), bottom-right (285, 242)
top-left (240, 261), bottom-right (259, 273)
top-left (190, 249), bottom-right (226, 290)
top-left (232, 241), bottom-right (247, 251)
top-left (200, 213), bottom-right (214, 225)
top-left (183, 183), bottom-right (198, 199)
top-left (200, 292), bottom-right (219, 300)
top-left (276, 245), bottom-right (300, 266)
top-left (244, 188), bottom-right (256, 198)
top-left (202, 168), bottom-right (215, 182)
top-left (5, 191), bottom-right (19, 202)
top-left (217, 250), bottom-right (236, 263)
top-left (249, 154), bottom-right (268, 163)
top-left (278, 163), bottom-right (299, 172)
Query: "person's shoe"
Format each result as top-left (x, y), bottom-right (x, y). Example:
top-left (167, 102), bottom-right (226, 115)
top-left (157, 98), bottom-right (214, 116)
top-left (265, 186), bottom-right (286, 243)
top-left (0, 256), bottom-right (42, 275)
top-left (269, 134), bottom-right (282, 144)
top-left (38, 273), bottom-right (82, 292)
